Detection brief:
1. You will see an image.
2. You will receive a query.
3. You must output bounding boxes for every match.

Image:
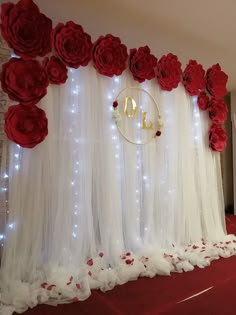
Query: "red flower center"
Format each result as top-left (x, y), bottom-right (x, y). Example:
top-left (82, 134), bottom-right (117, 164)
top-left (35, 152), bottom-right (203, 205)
top-left (19, 119), bottom-right (35, 132)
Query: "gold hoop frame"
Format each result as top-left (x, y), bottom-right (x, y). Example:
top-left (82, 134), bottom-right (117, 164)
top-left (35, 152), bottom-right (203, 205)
top-left (113, 87), bottom-right (162, 145)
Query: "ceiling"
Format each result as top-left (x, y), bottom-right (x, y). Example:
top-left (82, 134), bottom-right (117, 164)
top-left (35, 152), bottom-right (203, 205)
top-left (6, 0), bottom-right (236, 91)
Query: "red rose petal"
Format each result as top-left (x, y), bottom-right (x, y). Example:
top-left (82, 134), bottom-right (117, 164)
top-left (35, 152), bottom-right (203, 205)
top-left (125, 259), bottom-right (132, 265)
top-left (87, 259), bottom-right (93, 266)
top-left (73, 297), bottom-right (79, 303)
top-left (47, 284), bottom-right (56, 291)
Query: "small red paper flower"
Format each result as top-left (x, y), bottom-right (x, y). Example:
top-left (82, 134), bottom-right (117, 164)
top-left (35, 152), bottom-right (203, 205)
top-left (208, 98), bottom-right (228, 124)
top-left (209, 123), bottom-right (227, 152)
top-left (43, 56), bottom-right (68, 85)
top-left (1, 58), bottom-right (49, 106)
top-left (113, 101), bottom-right (118, 108)
top-left (4, 104), bottom-right (48, 148)
top-left (129, 46), bottom-right (157, 83)
top-left (87, 259), bottom-right (93, 266)
top-left (52, 21), bottom-right (92, 68)
top-left (156, 131), bottom-right (161, 137)
top-left (99, 252), bottom-right (104, 258)
top-left (206, 64), bottom-right (228, 99)
top-left (197, 91), bottom-right (209, 111)
top-left (156, 53), bottom-right (182, 91)
top-left (182, 60), bottom-right (206, 96)
top-left (92, 34), bottom-right (128, 77)
top-left (0, 0), bottom-right (52, 59)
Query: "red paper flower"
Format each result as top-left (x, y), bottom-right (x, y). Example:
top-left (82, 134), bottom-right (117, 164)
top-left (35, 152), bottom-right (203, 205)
top-left (197, 91), bottom-right (209, 111)
top-left (1, 58), bottom-right (49, 106)
top-left (129, 46), bottom-right (157, 83)
top-left (113, 101), bottom-right (118, 108)
top-left (182, 60), bottom-right (206, 96)
top-left (92, 34), bottom-right (128, 77)
top-left (206, 64), bottom-right (228, 99)
top-left (4, 104), bottom-right (48, 148)
top-left (0, 0), bottom-right (52, 59)
top-left (156, 53), bottom-right (182, 91)
top-left (43, 56), bottom-right (68, 85)
top-left (209, 123), bottom-right (227, 152)
top-left (208, 98), bottom-right (228, 124)
top-left (52, 21), bottom-right (92, 68)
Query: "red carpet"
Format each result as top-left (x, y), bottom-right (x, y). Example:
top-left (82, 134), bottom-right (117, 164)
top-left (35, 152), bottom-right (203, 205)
top-left (20, 215), bottom-right (236, 315)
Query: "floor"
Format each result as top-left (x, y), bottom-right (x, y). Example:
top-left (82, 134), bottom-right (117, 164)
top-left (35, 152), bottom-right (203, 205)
top-left (21, 215), bottom-right (236, 315)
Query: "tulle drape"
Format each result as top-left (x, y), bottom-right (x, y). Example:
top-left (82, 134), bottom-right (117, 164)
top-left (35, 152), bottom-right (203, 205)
top-left (0, 65), bottom-right (232, 315)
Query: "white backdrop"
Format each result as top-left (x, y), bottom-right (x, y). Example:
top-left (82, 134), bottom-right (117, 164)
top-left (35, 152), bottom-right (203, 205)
top-left (0, 65), bottom-right (233, 315)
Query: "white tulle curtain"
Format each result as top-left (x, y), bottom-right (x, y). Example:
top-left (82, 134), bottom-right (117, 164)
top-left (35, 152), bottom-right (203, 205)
top-left (0, 65), bottom-right (229, 314)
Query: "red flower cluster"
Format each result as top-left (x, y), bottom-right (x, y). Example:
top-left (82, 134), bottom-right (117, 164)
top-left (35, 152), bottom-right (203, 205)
top-left (156, 53), bottom-right (182, 91)
top-left (129, 46), bottom-right (157, 83)
top-left (92, 34), bottom-right (128, 77)
top-left (209, 123), bottom-right (227, 152)
top-left (52, 21), bottom-right (92, 69)
top-left (4, 105), bottom-right (48, 148)
top-left (182, 60), bottom-right (206, 96)
top-left (0, 0), bottom-right (52, 59)
top-left (205, 65), bottom-right (228, 152)
top-left (208, 98), bottom-right (228, 124)
top-left (1, 58), bottom-right (49, 147)
top-left (206, 64), bottom-right (228, 99)
top-left (0, 0), bottom-right (229, 151)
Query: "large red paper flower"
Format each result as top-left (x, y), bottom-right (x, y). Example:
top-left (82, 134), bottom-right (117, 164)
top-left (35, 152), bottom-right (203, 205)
top-left (206, 64), bottom-right (228, 99)
top-left (182, 60), bottom-right (206, 96)
top-left (209, 123), bottom-right (227, 152)
top-left (52, 21), bottom-right (92, 69)
top-left (197, 91), bottom-right (209, 111)
top-left (0, 0), bottom-right (52, 59)
top-left (129, 46), bottom-right (157, 83)
top-left (4, 104), bottom-right (48, 148)
top-left (92, 34), bottom-right (128, 77)
top-left (156, 53), bottom-right (182, 91)
top-left (1, 58), bottom-right (49, 106)
top-left (208, 98), bottom-right (228, 124)
top-left (43, 56), bottom-right (68, 85)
